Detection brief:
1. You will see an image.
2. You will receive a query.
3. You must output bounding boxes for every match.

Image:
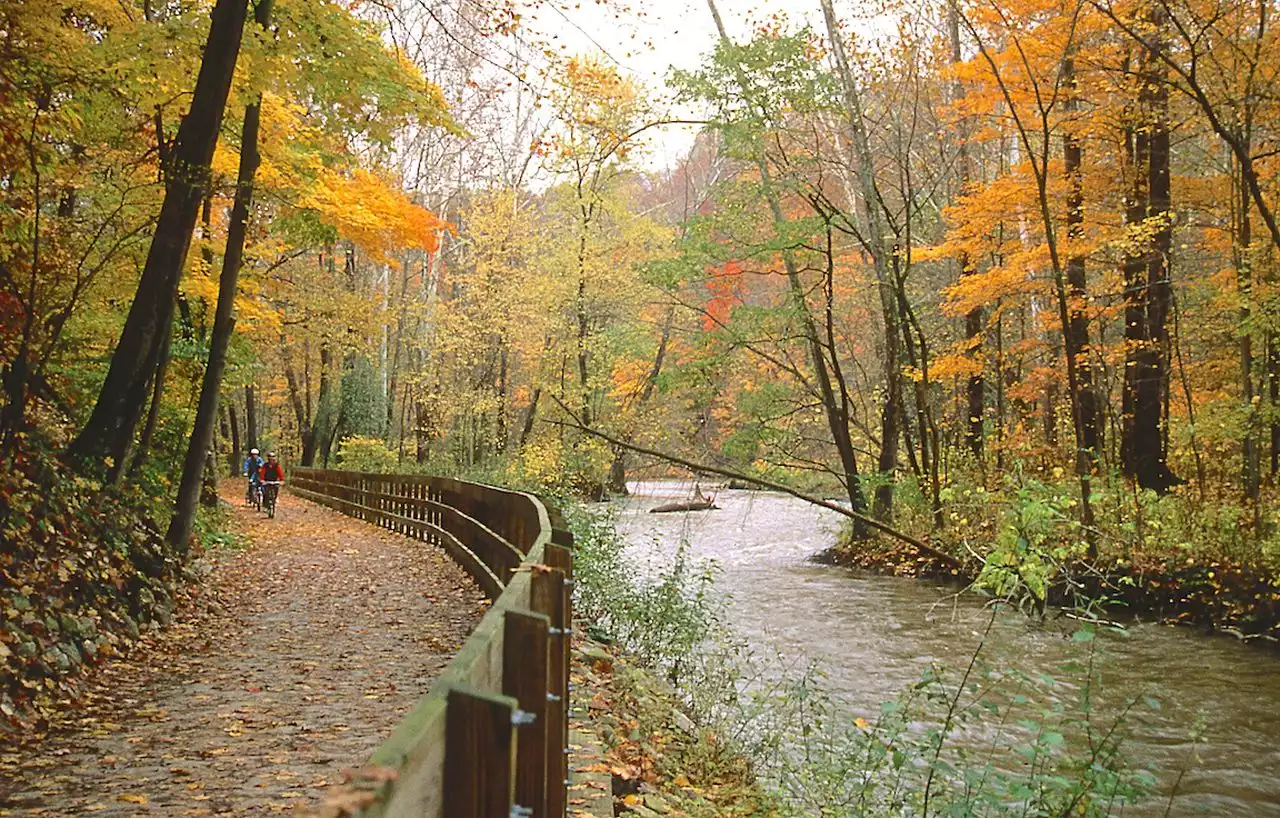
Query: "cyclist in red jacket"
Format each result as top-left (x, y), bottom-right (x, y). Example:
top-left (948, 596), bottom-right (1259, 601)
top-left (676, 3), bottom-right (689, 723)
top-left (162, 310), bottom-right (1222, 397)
top-left (258, 452), bottom-right (285, 516)
top-left (259, 452), bottom-right (285, 485)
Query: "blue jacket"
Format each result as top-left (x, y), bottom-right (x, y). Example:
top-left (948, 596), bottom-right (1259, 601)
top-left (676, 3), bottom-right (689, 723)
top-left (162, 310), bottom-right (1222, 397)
top-left (243, 455), bottom-right (264, 480)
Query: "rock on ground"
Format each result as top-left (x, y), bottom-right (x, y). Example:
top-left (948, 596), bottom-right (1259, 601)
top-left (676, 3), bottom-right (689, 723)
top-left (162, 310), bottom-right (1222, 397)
top-left (0, 487), bottom-right (486, 816)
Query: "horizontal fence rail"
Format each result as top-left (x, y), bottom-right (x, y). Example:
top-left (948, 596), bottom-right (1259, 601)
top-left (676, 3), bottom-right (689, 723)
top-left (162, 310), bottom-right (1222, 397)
top-left (291, 468), bottom-right (575, 818)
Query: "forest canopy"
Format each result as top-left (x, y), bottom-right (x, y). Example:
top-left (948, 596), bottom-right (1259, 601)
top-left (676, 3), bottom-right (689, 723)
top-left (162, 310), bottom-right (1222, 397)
top-left (4, 0), bottom-right (1280, 633)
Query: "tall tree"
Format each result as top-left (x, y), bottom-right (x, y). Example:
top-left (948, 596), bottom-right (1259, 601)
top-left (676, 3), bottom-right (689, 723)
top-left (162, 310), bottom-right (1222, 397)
top-left (699, 0), bottom-right (873, 534)
top-left (819, 0), bottom-right (907, 523)
top-left (948, 0), bottom-right (986, 462)
top-left (244, 384), bottom-right (257, 451)
top-left (1120, 9), bottom-right (1182, 493)
top-left (168, 0), bottom-right (275, 552)
top-left (1062, 51), bottom-right (1103, 463)
top-left (65, 0), bottom-right (250, 477)
top-left (957, 0), bottom-right (1101, 550)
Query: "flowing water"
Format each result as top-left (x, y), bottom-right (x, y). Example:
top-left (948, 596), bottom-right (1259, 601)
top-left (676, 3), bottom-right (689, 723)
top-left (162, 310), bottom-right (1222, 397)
top-left (612, 481), bottom-right (1280, 817)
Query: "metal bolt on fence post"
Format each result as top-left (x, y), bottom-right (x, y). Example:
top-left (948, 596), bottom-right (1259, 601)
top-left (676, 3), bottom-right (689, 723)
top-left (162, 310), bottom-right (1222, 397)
top-left (511, 709), bottom-right (537, 727)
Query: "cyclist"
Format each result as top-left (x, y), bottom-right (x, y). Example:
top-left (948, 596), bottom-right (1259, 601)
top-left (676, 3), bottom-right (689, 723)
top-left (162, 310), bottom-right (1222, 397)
top-left (242, 448), bottom-right (264, 505)
top-left (258, 452), bottom-right (285, 517)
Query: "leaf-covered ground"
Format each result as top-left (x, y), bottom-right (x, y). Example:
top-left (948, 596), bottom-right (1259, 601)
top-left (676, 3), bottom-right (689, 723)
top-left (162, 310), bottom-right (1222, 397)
top-left (0, 487), bottom-right (486, 815)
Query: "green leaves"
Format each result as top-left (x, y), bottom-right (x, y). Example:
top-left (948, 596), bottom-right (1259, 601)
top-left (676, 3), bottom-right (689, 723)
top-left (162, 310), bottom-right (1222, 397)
top-left (672, 30), bottom-right (839, 143)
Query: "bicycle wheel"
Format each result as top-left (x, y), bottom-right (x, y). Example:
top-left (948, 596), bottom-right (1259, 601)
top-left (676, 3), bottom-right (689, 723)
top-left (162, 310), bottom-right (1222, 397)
top-left (266, 489), bottom-right (276, 519)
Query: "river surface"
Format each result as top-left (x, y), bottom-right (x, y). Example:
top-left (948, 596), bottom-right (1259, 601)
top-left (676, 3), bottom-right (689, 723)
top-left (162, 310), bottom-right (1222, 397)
top-left (611, 481), bottom-right (1280, 817)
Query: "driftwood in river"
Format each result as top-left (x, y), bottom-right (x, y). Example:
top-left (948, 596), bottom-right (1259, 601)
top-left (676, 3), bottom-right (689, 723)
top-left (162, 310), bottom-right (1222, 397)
top-left (650, 498), bottom-right (719, 513)
top-left (650, 485), bottom-right (718, 513)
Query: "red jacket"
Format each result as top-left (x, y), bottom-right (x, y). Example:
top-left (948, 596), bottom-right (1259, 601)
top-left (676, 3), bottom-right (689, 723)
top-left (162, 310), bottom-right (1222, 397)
top-left (259, 462), bottom-right (285, 483)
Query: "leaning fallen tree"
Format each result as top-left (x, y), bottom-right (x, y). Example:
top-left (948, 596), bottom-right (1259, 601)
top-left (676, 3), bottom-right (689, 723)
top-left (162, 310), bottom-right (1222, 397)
top-left (545, 397), bottom-right (967, 574)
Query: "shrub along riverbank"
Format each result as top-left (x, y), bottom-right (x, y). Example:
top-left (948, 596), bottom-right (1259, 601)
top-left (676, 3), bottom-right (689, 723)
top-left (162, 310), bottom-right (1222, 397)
top-left (821, 473), bottom-right (1280, 644)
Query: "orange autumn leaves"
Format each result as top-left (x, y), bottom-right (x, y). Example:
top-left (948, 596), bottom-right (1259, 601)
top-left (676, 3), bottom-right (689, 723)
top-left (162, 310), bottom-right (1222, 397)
top-left (303, 168), bottom-right (453, 262)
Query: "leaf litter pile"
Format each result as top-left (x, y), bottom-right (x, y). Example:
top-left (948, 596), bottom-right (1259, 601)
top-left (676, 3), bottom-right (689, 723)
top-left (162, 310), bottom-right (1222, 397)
top-left (0, 489), bottom-right (486, 815)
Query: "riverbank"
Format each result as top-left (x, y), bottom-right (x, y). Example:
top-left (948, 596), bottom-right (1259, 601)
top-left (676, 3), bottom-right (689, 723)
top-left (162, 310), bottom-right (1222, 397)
top-left (825, 536), bottom-right (1280, 644)
top-left (571, 639), bottom-right (773, 818)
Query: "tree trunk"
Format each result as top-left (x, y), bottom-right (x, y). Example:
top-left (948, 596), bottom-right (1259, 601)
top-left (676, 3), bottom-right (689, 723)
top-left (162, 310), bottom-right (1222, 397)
top-left (1062, 56), bottom-right (1102, 466)
top-left (227, 401), bottom-right (241, 475)
top-left (1270, 333), bottom-right (1279, 478)
top-left (201, 449), bottom-right (219, 508)
top-left (1237, 153), bottom-right (1261, 506)
top-left (244, 384), bottom-right (257, 450)
top-left (895, 267), bottom-right (942, 528)
top-left (168, 0), bottom-right (273, 553)
top-left (948, 1), bottom-right (984, 462)
top-left (496, 343), bottom-right (509, 453)
top-left (1121, 115), bottom-right (1153, 482)
top-left (517, 387), bottom-right (541, 450)
top-left (1043, 380), bottom-right (1059, 448)
top-left (1142, 37), bottom-right (1180, 492)
top-left (575, 266), bottom-right (593, 429)
top-left (301, 344), bottom-right (333, 466)
top-left (386, 258), bottom-right (411, 443)
top-left (874, 375), bottom-right (901, 521)
top-left (819, 0), bottom-right (897, 525)
top-left (607, 448), bottom-right (629, 495)
top-left (995, 300), bottom-right (1007, 470)
top-left (127, 314), bottom-right (174, 476)
top-left (65, 0), bottom-right (249, 477)
top-left (1121, 30), bottom-right (1182, 493)
top-left (200, 193), bottom-right (215, 271)
top-left (321, 404), bottom-right (342, 466)
top-left (415, 393), bottom-right (431, 465)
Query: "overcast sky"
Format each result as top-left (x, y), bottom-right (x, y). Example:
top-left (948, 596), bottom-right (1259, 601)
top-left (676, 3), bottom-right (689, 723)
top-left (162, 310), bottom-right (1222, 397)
top-left (523, 0), bottom-right (834, 168)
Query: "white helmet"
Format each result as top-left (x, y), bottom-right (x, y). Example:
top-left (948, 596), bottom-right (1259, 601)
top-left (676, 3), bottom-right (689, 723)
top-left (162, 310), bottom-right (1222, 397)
top-left (250, 448), bottom-right (260, 455)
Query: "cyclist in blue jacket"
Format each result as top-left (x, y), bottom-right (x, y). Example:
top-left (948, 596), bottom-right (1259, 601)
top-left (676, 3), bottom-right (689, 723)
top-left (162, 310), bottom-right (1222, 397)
top-left (242, 448), bottom-right (264, 504)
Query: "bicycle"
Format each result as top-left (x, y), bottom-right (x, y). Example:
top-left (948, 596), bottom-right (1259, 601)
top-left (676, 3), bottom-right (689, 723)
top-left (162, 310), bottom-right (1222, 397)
top-left (248, 480), bottom-right (263, 512)
top-left (261, 481), bottom-right (282, 519)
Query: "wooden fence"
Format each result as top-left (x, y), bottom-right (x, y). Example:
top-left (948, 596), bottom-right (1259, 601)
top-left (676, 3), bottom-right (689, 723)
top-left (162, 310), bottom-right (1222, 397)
top-left (291, 468), bottom-right (575, 818)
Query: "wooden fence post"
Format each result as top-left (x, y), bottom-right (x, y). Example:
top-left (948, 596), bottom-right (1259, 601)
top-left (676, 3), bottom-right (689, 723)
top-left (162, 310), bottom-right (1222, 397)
top-left (443, 686), bottom-right (518, 818)
top-left (531, 566), bottom-right (567, 817)
top-left (504, 611), bottom-right (550, 817)
top-left (544, 544), bottom-right (573, 818)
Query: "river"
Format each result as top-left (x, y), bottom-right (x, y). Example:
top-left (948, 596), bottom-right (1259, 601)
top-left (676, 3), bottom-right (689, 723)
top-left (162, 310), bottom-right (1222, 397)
top-left (612, 481), bottom-right (1280, 817)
